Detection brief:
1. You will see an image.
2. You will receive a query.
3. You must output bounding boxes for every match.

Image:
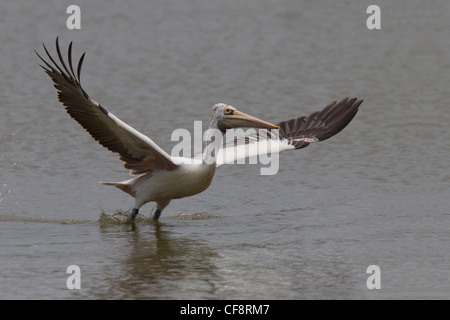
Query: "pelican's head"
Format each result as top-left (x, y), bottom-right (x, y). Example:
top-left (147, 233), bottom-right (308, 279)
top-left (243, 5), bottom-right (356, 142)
top-left (210, 103), bottom-right (280, 133)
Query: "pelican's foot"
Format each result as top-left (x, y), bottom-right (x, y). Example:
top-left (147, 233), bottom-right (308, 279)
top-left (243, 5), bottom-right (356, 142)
top-left (128, 208), bottom-right (139, 223)
top-left (152, 209), bottom-right (162, 222)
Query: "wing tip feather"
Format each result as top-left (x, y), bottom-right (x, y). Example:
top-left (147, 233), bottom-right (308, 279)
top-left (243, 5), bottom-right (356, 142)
top-left (278, 97), bottom-right (363, 149)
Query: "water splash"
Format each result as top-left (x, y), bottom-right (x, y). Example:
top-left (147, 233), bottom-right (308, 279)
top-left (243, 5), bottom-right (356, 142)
top-left (97, 210), bottom-right (155, 225)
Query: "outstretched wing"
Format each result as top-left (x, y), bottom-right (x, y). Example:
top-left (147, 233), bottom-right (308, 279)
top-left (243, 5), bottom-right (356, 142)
top-left (36, 38), bottom-right (178, 175)
top-left (216, 97), bottom-right (363, 166)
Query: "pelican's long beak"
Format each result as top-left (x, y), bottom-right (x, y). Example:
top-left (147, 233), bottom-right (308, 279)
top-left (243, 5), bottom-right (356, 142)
top-left (223, 110), bottom-right (280, 130)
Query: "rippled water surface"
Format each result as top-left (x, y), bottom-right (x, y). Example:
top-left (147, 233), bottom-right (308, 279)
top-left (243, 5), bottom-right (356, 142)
top-left (0, 0), bottom-right (449, 299)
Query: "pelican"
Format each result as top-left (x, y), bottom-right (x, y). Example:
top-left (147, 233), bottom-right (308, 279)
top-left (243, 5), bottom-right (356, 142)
top-left (36, 38), bottom-right (363, 222)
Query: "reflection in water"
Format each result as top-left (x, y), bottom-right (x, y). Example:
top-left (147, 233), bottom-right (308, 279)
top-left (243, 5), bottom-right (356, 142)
top-left (90, 221), bottom-right (220, 299)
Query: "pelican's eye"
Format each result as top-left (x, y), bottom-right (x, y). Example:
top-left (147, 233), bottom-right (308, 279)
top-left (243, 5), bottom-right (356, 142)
top-left (224, 107), bottom-right (234, 115)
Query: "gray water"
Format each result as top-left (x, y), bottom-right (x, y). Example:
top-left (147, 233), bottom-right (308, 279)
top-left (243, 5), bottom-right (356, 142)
top-left (0, 0), bottom-right (449, 299)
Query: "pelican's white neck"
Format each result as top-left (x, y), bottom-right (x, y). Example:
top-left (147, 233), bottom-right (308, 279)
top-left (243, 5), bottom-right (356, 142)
top-left (202, 128), bottom-right (223, 165)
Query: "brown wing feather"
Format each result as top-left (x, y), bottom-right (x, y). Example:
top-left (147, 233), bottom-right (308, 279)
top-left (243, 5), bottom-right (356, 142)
top-left (36, 38), bottom-right (178, 175)
top-left (277, 97), bottom-right (363, 149)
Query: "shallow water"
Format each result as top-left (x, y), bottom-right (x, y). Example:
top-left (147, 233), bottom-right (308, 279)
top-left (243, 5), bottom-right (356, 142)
top-left (0, 0), bottom-right (449, 299)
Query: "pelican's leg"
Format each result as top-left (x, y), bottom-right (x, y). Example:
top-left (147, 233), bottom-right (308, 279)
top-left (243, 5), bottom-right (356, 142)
top-left (152, 209), bottom-right (162, 222)
top-left (153, 200), bottom-right (170, 222)
top-left (129, 208), bottom-right (139, 223)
